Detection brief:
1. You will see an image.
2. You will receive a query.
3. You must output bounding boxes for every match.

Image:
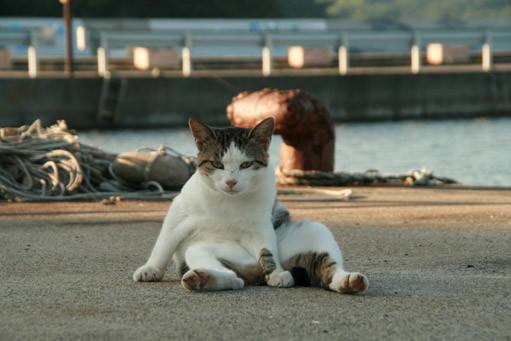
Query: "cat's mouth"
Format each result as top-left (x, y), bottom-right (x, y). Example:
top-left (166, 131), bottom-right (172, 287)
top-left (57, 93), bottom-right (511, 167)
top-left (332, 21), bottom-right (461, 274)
top-left (224, 188), bottom-right (241, 195)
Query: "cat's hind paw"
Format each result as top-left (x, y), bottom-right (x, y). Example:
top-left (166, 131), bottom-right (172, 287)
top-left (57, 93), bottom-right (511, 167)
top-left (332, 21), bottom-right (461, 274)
top-left (266, 270), bottom-right (295, 288)
top-left (181, 269), bottom-right (210, 291)
top-left (331, 272), bottom-right (369, 294)
top-left (133, 265), bottom-right (164, 282)
top-left (181, 269), bottom-right (244, 291)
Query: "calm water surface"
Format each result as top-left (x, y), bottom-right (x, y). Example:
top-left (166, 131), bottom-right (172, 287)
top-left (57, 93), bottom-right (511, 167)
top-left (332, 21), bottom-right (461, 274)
top-left (80, 118), bottom-right (511, 186)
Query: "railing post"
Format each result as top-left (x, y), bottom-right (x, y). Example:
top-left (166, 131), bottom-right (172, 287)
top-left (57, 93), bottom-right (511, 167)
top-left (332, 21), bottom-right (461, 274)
top-left (76, 25), bottom-right (86, 51)
top-left (97, 33), bottom-right (109, 78)
top-left (411, 32), bottom-right (421, 74)
top-left (97, 47), bottom-right (108, 78)
top-left (482, 31), bottom-right (492, 72)
top-left (182, 32), bottom-right (192, 77)
top-left (28, 46), bottom-right (38, 79)
top-left (338, 34), bottom-right (349, 75)
top-left (262, 33), bottom-right (272, 77)
top-left (28, 31), bottom-right (39, 78)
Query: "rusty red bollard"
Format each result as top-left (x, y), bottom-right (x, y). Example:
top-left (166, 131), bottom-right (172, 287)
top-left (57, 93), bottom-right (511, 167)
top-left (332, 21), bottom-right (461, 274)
top-left (226, 88), bottom-right (334, 172)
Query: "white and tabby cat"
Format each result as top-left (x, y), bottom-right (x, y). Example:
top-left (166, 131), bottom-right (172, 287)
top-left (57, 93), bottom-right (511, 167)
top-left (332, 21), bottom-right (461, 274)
top-left (133, 117), bottom-right (368, 294)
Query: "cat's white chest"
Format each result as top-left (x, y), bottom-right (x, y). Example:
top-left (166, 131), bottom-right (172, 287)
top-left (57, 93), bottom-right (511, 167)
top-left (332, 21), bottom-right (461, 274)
top-left (171, 171), bottom-right (274, 243)
top-left (188, 189), bottom-right (269, 234)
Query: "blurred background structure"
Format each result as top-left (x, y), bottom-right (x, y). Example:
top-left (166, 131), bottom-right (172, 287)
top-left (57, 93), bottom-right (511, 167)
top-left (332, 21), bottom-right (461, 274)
top-left (1, 0), bottom-right (511, 185)
top-left (1, 0), bottom-right (511, 76)
top-left (0, 0), bottom-right (510, 129)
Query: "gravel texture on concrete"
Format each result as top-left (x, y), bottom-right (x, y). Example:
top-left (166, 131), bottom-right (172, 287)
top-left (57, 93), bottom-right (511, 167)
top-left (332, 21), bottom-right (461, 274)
top-left (1, 186), bottom-right (510, 340)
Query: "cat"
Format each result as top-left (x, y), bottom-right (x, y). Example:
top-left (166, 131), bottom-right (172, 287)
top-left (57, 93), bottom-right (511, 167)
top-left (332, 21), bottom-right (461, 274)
top-left (133, 117), bottom-right (368, 294)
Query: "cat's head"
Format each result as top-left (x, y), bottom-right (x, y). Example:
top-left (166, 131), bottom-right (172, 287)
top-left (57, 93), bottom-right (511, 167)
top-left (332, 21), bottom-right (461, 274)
top-left (189, 117), bottom-right (274, 196)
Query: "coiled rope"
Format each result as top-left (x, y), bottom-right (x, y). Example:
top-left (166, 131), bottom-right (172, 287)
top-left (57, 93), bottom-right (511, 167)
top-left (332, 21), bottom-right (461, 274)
top-left (276, 167), bottom-right (457, 186)
top-left (0, 120), bottom-right (180, 202)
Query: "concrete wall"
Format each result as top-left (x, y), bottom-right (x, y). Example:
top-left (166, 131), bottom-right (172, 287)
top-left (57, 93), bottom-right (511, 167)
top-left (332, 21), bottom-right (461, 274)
top-left (1, 72), bottom-right (510, 129)
top-left (0, 78), bottom-right (102, 128)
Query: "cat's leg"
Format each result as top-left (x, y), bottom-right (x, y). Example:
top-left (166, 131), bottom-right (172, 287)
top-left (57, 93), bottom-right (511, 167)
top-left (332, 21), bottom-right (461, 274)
top-left (277, 221), bottom-right (369, 294)
top-left (180, 242), bottom-right (247, 291)
top-left (241, 225), bottom-right (295, 288)
top-left (133, 216), bottom-right (195, 282)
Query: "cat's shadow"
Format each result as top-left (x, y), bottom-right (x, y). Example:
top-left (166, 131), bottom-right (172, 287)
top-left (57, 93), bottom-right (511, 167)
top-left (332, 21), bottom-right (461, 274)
top-left (129, 276), bottom-right (387, 297)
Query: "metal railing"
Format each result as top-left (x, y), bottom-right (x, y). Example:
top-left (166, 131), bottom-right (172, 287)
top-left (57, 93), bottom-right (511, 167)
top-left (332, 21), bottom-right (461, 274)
top-left (2, 27), bottom-right (511, 77)
top-left (93, 29), bottom-right (511, 77)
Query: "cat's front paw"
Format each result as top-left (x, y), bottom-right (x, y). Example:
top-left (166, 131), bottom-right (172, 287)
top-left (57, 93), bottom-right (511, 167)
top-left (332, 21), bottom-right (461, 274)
top-left (133, 265), bottom-right (164, 282)
top-left (266, 270), bottom-right (295, 288)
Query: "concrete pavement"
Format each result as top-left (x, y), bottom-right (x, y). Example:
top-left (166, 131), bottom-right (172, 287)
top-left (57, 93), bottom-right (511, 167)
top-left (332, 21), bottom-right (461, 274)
top-left (0, 186), bottom-right (510, 340)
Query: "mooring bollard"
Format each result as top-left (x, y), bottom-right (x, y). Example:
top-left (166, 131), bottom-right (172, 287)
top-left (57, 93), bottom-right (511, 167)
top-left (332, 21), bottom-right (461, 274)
top-left (227, 88), bottom-right (335, 172)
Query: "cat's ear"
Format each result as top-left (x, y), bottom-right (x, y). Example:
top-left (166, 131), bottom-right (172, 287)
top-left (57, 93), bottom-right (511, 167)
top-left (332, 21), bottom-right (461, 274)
top-left (189, 118), bottom-right (216, 150)
top-left (248, 117), bottom-right (274, 151)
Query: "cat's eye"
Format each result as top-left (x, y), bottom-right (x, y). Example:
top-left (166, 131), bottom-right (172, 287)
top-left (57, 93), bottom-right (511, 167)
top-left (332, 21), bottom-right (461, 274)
top-left (240, 161), bottom-right (253, 169)
top-left (209, 160), bottom-right (224, 169)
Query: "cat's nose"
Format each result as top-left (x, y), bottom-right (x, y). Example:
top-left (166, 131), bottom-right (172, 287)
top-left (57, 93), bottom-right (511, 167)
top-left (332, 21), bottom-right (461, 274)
top-left (225, 180), bottom-right (238, 189)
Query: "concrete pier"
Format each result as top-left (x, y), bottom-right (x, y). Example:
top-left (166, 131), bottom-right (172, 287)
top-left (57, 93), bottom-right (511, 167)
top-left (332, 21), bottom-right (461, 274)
top-left (1, 69), bottom-right (511, 128)
top-left (1, 186), bottom-right (510, 339)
